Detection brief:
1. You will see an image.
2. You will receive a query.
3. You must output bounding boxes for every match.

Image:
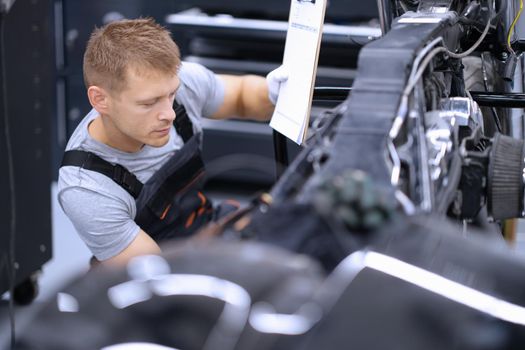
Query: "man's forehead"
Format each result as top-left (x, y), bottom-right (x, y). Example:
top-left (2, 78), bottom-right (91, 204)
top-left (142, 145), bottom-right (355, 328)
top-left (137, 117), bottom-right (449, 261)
top-left (125, 65), bottom-right (179, 83)
top-left (122, 67), bottom-right (180, 96)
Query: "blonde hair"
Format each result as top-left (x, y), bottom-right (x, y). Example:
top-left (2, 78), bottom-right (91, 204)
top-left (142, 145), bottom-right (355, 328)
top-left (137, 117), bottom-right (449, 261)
top-left (83, 18), bottom-right (181, 93)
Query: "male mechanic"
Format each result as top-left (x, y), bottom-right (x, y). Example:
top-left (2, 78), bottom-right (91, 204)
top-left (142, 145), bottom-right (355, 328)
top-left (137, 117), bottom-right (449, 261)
top-left (58, 18), bottom-right (287, 265)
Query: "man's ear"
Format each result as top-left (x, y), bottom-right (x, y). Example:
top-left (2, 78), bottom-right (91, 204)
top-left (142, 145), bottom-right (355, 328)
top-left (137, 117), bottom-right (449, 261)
top-left (87, 86), bottom-right (111, 113)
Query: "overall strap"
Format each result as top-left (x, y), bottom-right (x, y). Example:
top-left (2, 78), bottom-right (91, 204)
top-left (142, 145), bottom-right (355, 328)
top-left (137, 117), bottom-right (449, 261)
top-left (61, 150), bottom-right (143, 199)
top-left (173, 100), bottom-right (194, 143)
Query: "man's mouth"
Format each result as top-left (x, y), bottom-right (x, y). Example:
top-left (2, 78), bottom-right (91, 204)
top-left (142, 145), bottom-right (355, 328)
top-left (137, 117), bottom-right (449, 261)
top-left (153, 127), bottom-right (171, 136)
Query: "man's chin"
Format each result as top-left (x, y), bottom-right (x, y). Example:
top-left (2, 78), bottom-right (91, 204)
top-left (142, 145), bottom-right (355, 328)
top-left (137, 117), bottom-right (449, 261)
top-left (146, 135), bottom-right (170, 148)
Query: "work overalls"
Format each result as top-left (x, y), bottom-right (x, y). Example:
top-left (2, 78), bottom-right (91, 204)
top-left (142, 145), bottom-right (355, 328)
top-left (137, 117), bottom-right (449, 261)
top-left (61, 101), bottom-right (215, 245)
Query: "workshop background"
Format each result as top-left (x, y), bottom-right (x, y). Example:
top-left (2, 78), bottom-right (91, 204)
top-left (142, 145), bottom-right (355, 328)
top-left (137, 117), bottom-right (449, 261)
top-left (1, 0), bottom-right (525, 349)
top-left (0, 0), bottom-right (379, 346)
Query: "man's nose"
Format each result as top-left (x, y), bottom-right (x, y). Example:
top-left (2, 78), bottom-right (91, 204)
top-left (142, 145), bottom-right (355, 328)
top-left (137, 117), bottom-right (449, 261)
top-left (159, 99), bottom-right (176, 122)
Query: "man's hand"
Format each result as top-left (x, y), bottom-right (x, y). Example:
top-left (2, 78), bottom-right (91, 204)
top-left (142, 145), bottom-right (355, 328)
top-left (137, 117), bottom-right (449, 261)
top-left (266, 65), bottom-right (289, 105)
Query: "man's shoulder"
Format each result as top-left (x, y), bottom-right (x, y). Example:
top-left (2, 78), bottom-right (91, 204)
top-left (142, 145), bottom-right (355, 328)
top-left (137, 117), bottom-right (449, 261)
top-left (179, 61), bottom-right (208, 77)
top-left (178, 61), bottom-right (219, 91)
top-left (178, 61), bottom-right (224, 118)
top-left (57, 164), bottom-right (137, 228)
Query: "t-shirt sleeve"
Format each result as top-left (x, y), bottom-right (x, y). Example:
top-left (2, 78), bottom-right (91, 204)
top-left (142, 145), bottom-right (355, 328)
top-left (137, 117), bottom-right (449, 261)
top-left (178, 61), bottom-right (225, 118)
top-left (58, 186), bottom-right (141, 261)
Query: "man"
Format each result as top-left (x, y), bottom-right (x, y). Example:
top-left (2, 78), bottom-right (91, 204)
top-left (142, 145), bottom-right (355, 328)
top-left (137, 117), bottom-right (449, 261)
top-left (58, 18), bottom-right (287, 265)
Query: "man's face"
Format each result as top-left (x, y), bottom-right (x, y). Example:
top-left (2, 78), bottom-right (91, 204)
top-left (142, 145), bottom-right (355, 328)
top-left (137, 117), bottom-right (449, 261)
top-left (105, 68), bottom-right (180, 152)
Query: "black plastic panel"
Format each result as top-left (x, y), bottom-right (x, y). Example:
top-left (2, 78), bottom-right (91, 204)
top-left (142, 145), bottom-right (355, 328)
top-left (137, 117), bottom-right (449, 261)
top-left (0, 0), bottom-right (53, 294)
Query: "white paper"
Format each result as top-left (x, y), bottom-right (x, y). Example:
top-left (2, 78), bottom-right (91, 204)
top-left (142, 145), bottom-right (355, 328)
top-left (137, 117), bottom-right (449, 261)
top-left (270, 0), bottom-right (327, 145)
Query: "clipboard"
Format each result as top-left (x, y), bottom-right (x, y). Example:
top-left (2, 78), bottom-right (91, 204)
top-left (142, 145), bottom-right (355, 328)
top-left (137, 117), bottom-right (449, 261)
top-left (269, 0), bottom-right (327, 145)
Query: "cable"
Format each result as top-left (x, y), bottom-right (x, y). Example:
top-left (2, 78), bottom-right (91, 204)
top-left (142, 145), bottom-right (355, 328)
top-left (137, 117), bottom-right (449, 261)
top-left (387, 1), bottom-right (497, 211)
top-left (0, 11), bottom-right (17, 349)
top-left (410, 0), bottom-right (495, 81)
top-left (406, 46), bottom-right (448, 96)
top-left (507, 0), bottom-right (523, 55)
top-left (430, 0), bottom-right (494, 61)
top-left (390, 0), bottom-right (495, 139)
top-left (447, 0), bottom-right (494, 59)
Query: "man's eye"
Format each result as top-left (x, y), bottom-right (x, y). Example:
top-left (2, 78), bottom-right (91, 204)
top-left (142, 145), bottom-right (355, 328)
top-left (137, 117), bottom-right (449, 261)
top-left (142, 102), bottom-right (155, 107)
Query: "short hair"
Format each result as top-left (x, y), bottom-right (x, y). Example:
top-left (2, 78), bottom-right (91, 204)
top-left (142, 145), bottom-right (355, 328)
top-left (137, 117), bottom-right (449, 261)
top-left (83, 18), bottom-right (181, 94)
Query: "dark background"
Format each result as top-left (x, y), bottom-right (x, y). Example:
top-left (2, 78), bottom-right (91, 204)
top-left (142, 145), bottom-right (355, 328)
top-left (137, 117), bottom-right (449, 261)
top-left (0, 0), bottom-right (53, 296)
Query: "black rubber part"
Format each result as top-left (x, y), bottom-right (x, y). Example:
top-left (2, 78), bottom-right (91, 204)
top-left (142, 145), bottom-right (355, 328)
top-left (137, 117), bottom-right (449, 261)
top-left (488, 133), bottom-right (525, 220)
top-left (13, 274), bottom-right (39, 306)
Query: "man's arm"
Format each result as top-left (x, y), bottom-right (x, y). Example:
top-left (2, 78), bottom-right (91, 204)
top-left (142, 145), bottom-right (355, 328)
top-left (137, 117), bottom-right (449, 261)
top-left (103, 229), bottom-right (161, 266)
top-left (211, 74), bottom-right (275, 121)
top-left (59, 184), bottom-right (161, 267)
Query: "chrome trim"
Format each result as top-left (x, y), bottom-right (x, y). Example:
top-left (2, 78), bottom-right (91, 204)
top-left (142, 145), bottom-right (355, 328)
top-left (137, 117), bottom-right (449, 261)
top-left (249, 302), bottom-right (322, 335)
top-left (106, 255), bottom-right (252, 350)
top-left (346, 251), bottom-right (525, 327)
top-left (413, 85), bottom-right (433, 212)
top-left (388, 139), bottom-right (401, 185)
top-left (395, 190), bottom-right (416, 215)
top-left (376, 0), bottom-right (393, 35)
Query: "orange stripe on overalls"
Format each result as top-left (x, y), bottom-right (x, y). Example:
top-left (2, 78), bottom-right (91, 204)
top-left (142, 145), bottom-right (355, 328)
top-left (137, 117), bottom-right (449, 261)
top-left (185, 211), bottom-right (196, 228)
top-left (160, 204), bottom-right (172, 220)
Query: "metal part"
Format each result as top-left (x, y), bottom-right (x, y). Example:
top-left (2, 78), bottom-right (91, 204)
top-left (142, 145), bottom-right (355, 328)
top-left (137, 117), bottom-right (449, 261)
top-left (441, 97), bottom-right (484, 127)
top-left (273, 130), bottom-right (289, 180)
top-left (395, 10), bottom-right (457, 24)
top-left (313, 87), bottom-right (351, 101)
top-left (503, 53), bottom-right (519, 82)
top-left (457, 127), bottom-right (490, 220)
top-left (509, 53), bottom-right (524, 140)
top-left (389, 140), bottom-right (401, 185)
top-left (425, 110), bottom-right (454, 181)
top-left (470, 91), bottom-right (525, 108)
top-left (376, 0), bottom-right (394, 35)
top-left (417, 0), bottom-right (455, 13)
top-left (461, 1), bottom-right (481, 21)
top-left (424, 97), bottom-right (484, 213)
top-left (414, 82), bottom-right (433, 212)
top-left (165, 12), bottom-right (381, 42)
top-left (294, 5), bottom-right (462, 207)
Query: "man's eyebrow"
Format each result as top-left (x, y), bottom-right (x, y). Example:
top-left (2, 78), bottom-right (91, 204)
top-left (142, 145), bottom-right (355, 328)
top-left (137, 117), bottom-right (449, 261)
top-left (137, 84), bottom-right (181, 104)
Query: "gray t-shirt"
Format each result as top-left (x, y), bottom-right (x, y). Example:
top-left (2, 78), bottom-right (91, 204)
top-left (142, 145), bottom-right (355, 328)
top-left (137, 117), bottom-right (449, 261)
top-left (58, 62), bottom-right (225, 260)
